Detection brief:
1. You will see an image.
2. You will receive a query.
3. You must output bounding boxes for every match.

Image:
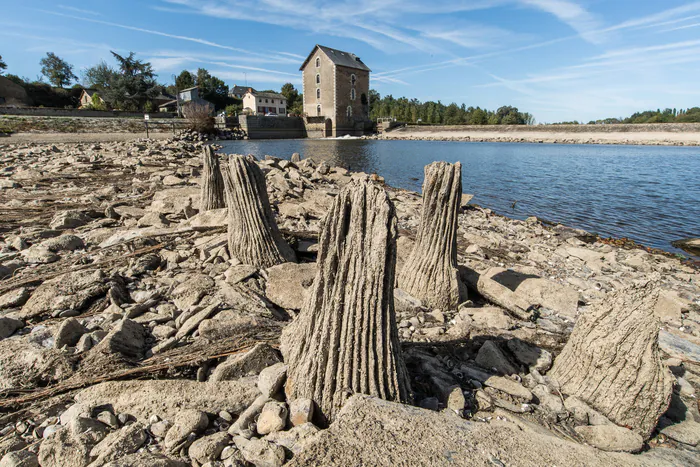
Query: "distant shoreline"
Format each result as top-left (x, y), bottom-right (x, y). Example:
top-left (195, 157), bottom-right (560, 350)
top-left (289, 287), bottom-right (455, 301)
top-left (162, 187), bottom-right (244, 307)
top-left (378, 123), bottom-right (700, 146)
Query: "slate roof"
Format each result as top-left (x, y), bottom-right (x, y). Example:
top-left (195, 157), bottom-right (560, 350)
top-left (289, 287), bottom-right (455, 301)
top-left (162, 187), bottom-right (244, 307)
top-left (299, 45), bottom-right (371, 72)
top-left (247, 90), bottom-right (286, 100)
top-left (230, 85), bottom-right (254, 96)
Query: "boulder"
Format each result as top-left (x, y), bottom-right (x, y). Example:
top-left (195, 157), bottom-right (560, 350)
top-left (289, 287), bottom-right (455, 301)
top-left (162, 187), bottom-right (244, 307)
top-left (0, 338), bottom-right (71, 390)
top-left (148, 187), bottom-right (200, 214)
top-left (506, 339), bottom-right (552, 372)
top-left (74, 379), bottom-right (259, 422)
top-left (50, 211), bottom-right (92, 230)
top-left (20, 270), bottom-right (108, 319)
top-left (257, 401), bottom-right (288, 435)
top-left (289, 399), bottom-right (314, 427)
top-left (164, 410), bottom-right (208, 452)
top-left (0, 317), bottom-right (23, 340)
top-left (89, 422), bottom-right (147, 465)
top-left (210, 343), bottom-right (281, 382)
top-left (0, 287), bottom-right (30, 310)
top-left (265, 422), bottom-right (320, 456)
top-left (574, 425), bottom-right (643, 453)
top-left (97, 319), bottom-right (146, 358)
top-left (172, 274), bottom-right (214, 311)
top-left (54, 317), bottom-right (88, 348)
top-left (476, 340), bottom-right (519, 375)
top-left (38, 428), bottom-right (92, 467)
top-left (40, 234), bottom-right (85, 252)
top-left (286, 395), bottom-right (661, 467)
top-left (0, 451), bottom-right (38, 467)
top-left (264, 262), bottom-right (316, 310)
top-left (258, 363), bottom-right (287, 397)
top-left (188, 432), bottom-right (229, 463)
top-left (660, 420), bottom-right (700, 446)
top-left (236, 437), bottom-right (285, 467)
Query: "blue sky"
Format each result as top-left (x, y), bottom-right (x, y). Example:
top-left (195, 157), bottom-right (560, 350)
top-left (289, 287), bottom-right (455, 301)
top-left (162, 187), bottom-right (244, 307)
top-left (1, 0), bottom-right (699, 122)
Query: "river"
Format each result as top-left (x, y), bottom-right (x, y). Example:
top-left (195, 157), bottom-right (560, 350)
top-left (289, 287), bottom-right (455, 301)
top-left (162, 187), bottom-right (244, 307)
top-left (218, 139), bottom-right (700, 257)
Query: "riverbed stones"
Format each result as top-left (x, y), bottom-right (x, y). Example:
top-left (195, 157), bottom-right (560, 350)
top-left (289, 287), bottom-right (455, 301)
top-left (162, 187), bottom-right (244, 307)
top-left (476, 340), bottom-right (519, 375)
top-left (574, 425), bottom-right (643, 453)
top-left (224, 154), bottom-right (296, 268)
top-left (550, 280), bottom-right (673, 438)
top-left (164, 410), bottom-right (208, 452)
top-left (20, 270), bottom-right (108, 319)
top-left (210, 343), bottom-right (281, 382)
top-left (264, 262), bottom-right (316, 310)
top-left (53, 317), bottom-right (87, 348)
top-left (0, 287), bottom-right (30, 310)
top-left (187, 432), bottom-right (229, 463)
top-left (397, 161), bottom-right (463, 310)
top-left (257, 401), bottom-right (288, 435)
top-left (0, 317), bottom-right (23, 340)
top-left (281, 179), bottom-right (411, 425)
top-left (660, 420), bottom-right (700, 446)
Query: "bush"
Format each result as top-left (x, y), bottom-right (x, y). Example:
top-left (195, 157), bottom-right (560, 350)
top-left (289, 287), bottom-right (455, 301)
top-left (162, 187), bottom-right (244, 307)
top-left (183, 101), bottom-right (215, 133)
top-left (224, 103), bottom-right (242, 116)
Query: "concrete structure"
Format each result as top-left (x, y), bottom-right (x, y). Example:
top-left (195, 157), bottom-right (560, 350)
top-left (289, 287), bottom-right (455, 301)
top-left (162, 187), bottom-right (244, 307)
top-left (177, 86), bottom-right (215, 116)
top-left (237, 115), bottom-right (327, 139)
top-left (242, 90), bottom-right (287, 115)
top-left (300, 45), bottom-right (371, 136)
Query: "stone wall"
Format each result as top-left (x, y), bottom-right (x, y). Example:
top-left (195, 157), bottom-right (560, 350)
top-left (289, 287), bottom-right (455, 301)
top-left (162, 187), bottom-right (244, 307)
top-left (0, 107), bottom-right (177, 118)
top-left (0, 115), bottom-right (186, 134)
top-left (393, 123), bottom-right (700, 134)
top-left (239, 115), bottom-right (306, 139)
top-left (333, 65), bottom-right (370, 136)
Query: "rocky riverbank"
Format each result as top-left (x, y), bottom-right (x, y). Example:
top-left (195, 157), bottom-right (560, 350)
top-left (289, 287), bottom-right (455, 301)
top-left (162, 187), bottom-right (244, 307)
top-left (378, 123), bottom-right (700, 146)
top-left (0, 138), bottom-right (699, 466)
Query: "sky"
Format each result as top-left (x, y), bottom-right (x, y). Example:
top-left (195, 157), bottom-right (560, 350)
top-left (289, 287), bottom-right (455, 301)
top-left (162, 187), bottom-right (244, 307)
top-left (1, 0), bottom-right (699, 122)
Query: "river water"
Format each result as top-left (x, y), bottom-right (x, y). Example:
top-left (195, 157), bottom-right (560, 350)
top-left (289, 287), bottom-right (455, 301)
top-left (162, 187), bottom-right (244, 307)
top-left (219, 139), bottom-right (700, 257)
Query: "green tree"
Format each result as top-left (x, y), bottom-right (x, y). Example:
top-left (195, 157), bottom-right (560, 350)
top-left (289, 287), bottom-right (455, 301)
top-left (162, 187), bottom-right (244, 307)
top-left (281, 82), bottom-right (300, 113)
top-left (39, 52), bottom-right (77, 88)
top-left (195, 68), bottom-right (229, 110)
top-left (175, 70), bottom-right (195, 91)
top-left (0, 55), bottom-right (6, 73)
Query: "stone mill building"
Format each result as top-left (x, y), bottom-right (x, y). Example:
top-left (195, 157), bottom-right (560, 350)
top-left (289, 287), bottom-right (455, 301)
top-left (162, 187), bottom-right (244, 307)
top-left (300, 45), bottom-right (372, 137)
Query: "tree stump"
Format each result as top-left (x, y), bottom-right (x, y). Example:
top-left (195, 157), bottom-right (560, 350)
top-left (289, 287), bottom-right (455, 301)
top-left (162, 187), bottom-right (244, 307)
top-left (223, 155), bottom-right (296, 268)
top-left (397, 161), bottom-right (463, 310)
top-left (549, 281), bottom-right (673, 438)
top-left (200, 146), bottom-right (225, 211)
top-left (281, 179), bottom-right (411, 425)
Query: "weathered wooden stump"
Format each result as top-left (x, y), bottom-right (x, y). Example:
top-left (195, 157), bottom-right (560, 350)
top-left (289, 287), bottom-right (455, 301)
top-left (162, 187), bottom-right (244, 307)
top-left (397, 161), bottom-right (463, 310)
top-left (281, 179), bottom-right (411, 425)
top-left (200, 146), bottom-right (225, 211)
top-left (550, 281), bottom-right (673, 438)
top-left (223, 154), bottom-right (296, 268)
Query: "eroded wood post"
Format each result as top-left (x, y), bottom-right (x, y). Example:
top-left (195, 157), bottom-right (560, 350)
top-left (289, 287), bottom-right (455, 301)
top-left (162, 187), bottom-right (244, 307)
top-left (223, 154), bottom-right (296, 268)
top-left (397, 161), bottom-right (463, 310)
top-left (200, 146), bottom-right (225, 211)
top-left (281, 179), bottom-right (411, 425)
top-left (550, 281), bottom-right (673, 438)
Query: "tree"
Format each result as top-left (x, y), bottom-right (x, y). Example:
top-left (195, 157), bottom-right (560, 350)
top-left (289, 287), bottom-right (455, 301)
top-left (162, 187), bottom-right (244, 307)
top-left (196, 68), bottom-right (229, 110)
top-left (281, 82), bottom-right (300, 114)
top-left (175, 70), bottom-right (195, 91)
top-left (39, 53), bottom-right (77, 88)
top-left (0, 55), bottom-right (6, 73)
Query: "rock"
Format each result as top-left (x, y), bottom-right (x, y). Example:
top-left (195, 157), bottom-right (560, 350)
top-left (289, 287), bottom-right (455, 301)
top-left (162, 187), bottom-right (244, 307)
top-left (96, 411), bottom-right (119, 429)
top-left (484, 376), bottom-right (533, 401)
top-left (40, 234), bottom-right (85, 252)
top-left (163, 175), bottom-right (186, 186)
top-left (89, 423), bottom-right (147, 465)
top-left (258, 363), bottom-right (287, 397)
top-left (38, 428), bottom-right (92, 467)
top-left (224, 264), bottom-right (258, 284)
top-left (563, 396), bottom-right (613, 426)
top-left (237, 438), bottom-right (285, 467)
top-left (20, 270), bottom-right (108, 319)
top-left (0, 288), bottom-right (30, 309)
top-left (286, 395), bottom-right (656, 466)
top-left (574, 425), bottom-right (643, 453)
top-left (229, 395), bottom-right (272, 436)
top-left (164, 410), bottom-right (209, 452)
top-left (0, 317), bottom-right (23, 340)
top-left (0, 451), bottom-right (38, 467)
top-left (21, 246), bottom-right (59, 264)
top-left (531, 385), bottom-right (564, 414)
top-left (210, 344), bottom-right (281, 382)
top-left (393, 288), bottom-right (422, 313)
top-left (102, 452), bottom-right (187, 467)
top-left (98, 319), bottom-right (146, 357)
top-left (50, 210), bottom-right (92, 230)
top-left (289, 399), bottom-right (314, 426)
top-left (75, 379), bottom-right (259, 422)
top-left (550, 281), bottom-right (673, 438)
top-left (188, 432), bottom-right (230, 463)
top-left (150, 420), bottom-right (172, 438)
top-left (671, 237), bottom-right (700, 256)
top-left (654, 290), bottom-right (690, 325)
top-left (137, 212), bottom-right (170, 228)
top-left (172, 274), bottom-right (214, 311)
top-left (506, 339), bottom-right (552, 372)
top-left (175, 301), bottom-right (221, 339)
top-left (467, 306), bottom-right (513, 330)
top-left (476, 340), bottom-right (519, 375)
top-left (54, 317), bottom-right (88, 348)
top-left (265, 422), bottom-right (320, 456)
top-left (660, 420), bottom-right (700, 446)
top-left (0, 338), bottom-right (71, 390)
top-left (257, 401), bottom-right (288, 435)
top-left (264, 262), bottom-right (316, 310)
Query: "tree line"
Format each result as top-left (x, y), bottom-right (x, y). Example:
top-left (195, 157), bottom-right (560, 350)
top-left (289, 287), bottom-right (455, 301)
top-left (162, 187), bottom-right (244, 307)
top-left (586, 108), bottom-right (700, 124)
top-left (367, 90), bottom-right (535, 125)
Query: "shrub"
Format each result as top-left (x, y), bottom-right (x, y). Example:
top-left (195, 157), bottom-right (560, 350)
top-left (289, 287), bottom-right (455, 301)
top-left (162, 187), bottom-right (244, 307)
top-left (183, 101), bottom-right (215, 133)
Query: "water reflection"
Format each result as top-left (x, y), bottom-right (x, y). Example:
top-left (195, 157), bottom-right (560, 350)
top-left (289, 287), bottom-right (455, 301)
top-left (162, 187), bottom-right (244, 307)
top-left (219, 139), bottom-right (700, 256)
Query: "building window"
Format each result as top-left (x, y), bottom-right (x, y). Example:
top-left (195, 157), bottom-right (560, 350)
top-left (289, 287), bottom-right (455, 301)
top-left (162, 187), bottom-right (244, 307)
top-left (316, 57), bottom-right (320, 67)
top-left (347, 106), bottom-right (352, 118)
top-left (351, 74), bottom-right (356, 86)
top-left (316, 88), bottom-right (321, 99)
top-left (279, 108), bottom-right (285, 114)
top-left (351, 89), bottom-right (356, 100)
top-left (317, 105), bottom-right (321, 116)
top-left (265, 99), bottom-right (269, 103)
top-left (316, 74), bottom-right (320, 85)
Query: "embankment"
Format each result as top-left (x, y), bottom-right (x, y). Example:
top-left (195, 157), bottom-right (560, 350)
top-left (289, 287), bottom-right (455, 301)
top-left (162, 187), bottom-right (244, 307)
top-left (381, 123), bottom-right (700, 146)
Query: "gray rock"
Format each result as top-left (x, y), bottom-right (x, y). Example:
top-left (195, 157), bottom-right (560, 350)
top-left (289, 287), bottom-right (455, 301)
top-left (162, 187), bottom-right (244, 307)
top-left (40, 235), bottom-right (85, 252)
top-left (237, 437), bottom-right (285, 467)
top-left (563, 396), bottom-right (613, 426)
top-left (20, 270), bottom-right (108, 319)
top-left (150, 420), bottom-right (172, 438)
top-left (89, 422), bottom-right (148, 465)
top-left (38, 428), bottom-right (92, 467)
top-left (99, 319), bottom-right (146, 357)
top-left (574, 425), bottom-right (643, 453)
top-left (21, 246), bottom-right (59, 264)
top-left (102, 452), bottom-right (187, 467)
top-left (172, 274), bottom-right (214, 311)
top-left (188, 432), bottom-right (230, 463)
top-left (660, 420), bottom-right (700, 446)
top-left (476, 340), bottom-right (520, 375)
top-left (506, 339), bottom-right (552, 373)
top-left (264, 262), bottom-right (316, 310)
top-left (210, 343), bottom-right (281, 382)
top-left (49, 211), bottom-right (92, 230)
top-left (289, 398), bottom-right (314, 426)
top-left (164, 410), bottom-right (208, 452)
top-left (0, 317), bottom-right (23, 340)
top-left (484, 376), bottom-right (533, 402)
top-left (54, 318), bottom-right (88, 348)
top-left (69, 417), bottom-right (109, 445)
top-left (258, 363), bottom-right (287, 397)
top-left (229, 395), bottom-right (271, 436)
top-left (0, 288), bottom-right (30, 310)
top-left (265, 422), bottom-right (320, 456)
top-left (257, 401), bottom-right (288, 435)
top-left (0, 451), bottom-right (39, 467)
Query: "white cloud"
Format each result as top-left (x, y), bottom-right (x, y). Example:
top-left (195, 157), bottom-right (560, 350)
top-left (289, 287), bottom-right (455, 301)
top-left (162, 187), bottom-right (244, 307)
top-left (519, 0), bottom-right (604, 43)
top-left (209, 70), bottom-right (301, 85)
top-left (57, 5), bottom-right (101, 16)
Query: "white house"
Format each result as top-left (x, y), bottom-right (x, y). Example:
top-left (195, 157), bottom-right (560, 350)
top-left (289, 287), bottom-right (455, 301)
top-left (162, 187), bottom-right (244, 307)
top-left (242, 89), bottom-right (287, 115)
